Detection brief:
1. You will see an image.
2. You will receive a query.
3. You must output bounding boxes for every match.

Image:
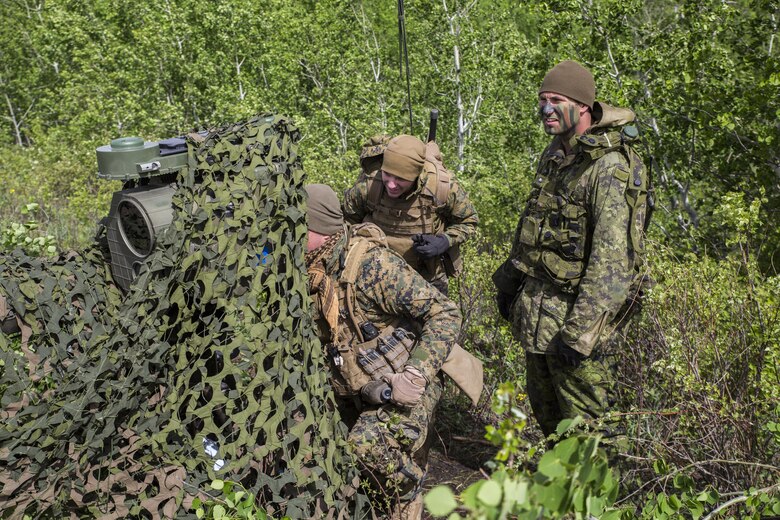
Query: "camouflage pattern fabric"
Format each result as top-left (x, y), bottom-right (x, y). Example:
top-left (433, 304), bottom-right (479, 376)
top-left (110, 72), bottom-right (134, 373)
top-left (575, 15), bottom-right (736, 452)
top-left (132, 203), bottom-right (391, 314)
top-left (347, 378), bottom-right (442, 508)
top-left (0, 114), bottom-right (361, 518)
top-left (342, 168), bottom-right (478, 290)
top-left (307, 229), bottom-right (459, 510)
top-left (359, 134), bottom-right (391, 175)
top-left (494, 104), bottom-right (646, 356)
top-left (493, 103), bottom-right (646, 436)
top-left (347, 236), bottom-right (460, 382)
top-left (525, 351), bottom-right (618, 437)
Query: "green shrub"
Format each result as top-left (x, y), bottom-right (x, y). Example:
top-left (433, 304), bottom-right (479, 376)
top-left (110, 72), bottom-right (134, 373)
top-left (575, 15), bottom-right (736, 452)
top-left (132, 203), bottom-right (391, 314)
top-left (0, 203), bottom-right (57, 256)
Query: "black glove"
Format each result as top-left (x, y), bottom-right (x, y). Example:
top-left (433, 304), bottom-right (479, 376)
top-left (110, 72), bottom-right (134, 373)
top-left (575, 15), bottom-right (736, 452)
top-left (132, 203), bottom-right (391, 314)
top-left (496, 291), bottom-right (515, 321)
top-left (411, 233), bottom-right (450, 259)
top-left (557, 339), bottom-right (587, 368)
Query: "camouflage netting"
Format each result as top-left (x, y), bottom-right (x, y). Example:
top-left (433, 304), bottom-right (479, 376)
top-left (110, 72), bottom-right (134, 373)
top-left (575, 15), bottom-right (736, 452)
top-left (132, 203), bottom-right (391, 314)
top-left (0, 114), bottom-right (362, 518)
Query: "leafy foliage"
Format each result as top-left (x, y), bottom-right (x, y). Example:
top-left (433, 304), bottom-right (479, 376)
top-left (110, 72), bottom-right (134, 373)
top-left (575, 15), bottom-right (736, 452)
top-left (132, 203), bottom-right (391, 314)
top-left (426, 386), bottom-right (623, 519)
top-left (0, 203), bottom-right (57, 256)
top-left (2, 0), bottom-right (780, 516)
top-left (192, 480), bottom-right (281, 520)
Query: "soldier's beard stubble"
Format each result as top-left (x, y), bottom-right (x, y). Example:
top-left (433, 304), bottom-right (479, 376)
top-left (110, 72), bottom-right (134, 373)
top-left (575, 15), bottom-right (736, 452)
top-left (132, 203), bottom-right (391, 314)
top-left (539, 101), bottom-right (580, 136)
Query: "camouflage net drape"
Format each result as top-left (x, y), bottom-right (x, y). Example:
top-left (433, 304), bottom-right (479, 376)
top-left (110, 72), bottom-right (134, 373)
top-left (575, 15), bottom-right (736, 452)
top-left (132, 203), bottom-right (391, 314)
top-left (0, 114), bottom-right (361, 518)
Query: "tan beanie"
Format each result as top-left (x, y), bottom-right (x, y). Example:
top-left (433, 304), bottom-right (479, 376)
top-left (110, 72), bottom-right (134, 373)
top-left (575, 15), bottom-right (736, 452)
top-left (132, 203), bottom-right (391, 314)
top-left (381, 135), bottom-right (425, 181)
top-left (305, 184), bottom-right (343, 235)
top-left (539, 60), bottom-right (596, 108)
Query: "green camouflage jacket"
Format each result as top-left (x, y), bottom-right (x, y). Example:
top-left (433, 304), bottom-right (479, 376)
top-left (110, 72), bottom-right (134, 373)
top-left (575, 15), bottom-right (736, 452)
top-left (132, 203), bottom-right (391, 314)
top-left (493, 103), bottom-right (645, 356)
top-left (313, 231), bottom-right (461, 382)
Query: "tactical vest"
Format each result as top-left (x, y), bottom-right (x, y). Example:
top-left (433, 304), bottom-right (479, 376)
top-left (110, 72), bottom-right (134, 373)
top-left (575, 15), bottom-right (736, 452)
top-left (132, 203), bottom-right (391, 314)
top-left (326, 224), bottom-right (418, 397)
top-left (363, 162), bottom-right (462, 277)
top-left (512, 127), bottom-right (650, 294)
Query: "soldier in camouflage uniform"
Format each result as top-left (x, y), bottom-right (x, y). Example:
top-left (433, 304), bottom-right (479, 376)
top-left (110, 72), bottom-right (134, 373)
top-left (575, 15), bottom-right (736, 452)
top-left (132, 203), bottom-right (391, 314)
top-left (305, 184), bottom-right (460, 519)
top-left (492, 61), bottom-right (649, 440)
top-left (343, 134), bottom-right (479, 295)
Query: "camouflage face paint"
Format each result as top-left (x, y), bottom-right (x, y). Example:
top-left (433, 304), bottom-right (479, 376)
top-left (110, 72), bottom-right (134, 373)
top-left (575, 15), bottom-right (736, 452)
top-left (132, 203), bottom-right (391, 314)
top-left (538, 99), bottom-right (581, 136)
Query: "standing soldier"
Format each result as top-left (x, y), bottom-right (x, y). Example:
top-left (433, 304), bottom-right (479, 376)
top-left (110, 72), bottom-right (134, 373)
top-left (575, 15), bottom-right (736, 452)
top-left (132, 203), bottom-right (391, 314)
top-left (492, 61), bottom-right (650, 441)
top-left (305, 184), bottom-right (465, 519)
top-left (343, 134), bottom-right (479, 295)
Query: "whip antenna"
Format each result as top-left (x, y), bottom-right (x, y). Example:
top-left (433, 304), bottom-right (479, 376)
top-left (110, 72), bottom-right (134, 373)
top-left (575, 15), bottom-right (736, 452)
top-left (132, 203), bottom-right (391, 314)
top-left (397, 0), bottom-right (413, 133)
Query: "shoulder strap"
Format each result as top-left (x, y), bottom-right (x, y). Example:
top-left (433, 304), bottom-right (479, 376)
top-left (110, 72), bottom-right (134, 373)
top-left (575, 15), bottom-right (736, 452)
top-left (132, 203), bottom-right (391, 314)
top-left (366, 172), bottom-right (384, 212)
top-left (575, 129), bottom-right (651, 264)
top-left (338, 224), bottom-right (388, 341)
top-left (422, 160), bottom-right (452, 207)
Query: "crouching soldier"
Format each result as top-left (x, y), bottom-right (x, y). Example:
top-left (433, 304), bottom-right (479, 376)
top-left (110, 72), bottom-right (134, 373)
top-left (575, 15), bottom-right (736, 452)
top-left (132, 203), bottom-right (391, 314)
top-left (343, 135), bottom-right (478, 295)
top-left (304, 184), bottom-right (480, 519)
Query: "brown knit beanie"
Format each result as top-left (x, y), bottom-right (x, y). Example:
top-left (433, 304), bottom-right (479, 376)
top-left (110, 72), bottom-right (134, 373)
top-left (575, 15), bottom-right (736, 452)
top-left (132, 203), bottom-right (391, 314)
top-left (539, 60), bottom-right (596, 108)
top-left (381, 135), bottom-right (425, 181)
top-left (305, 184), bottom-right (343, 235)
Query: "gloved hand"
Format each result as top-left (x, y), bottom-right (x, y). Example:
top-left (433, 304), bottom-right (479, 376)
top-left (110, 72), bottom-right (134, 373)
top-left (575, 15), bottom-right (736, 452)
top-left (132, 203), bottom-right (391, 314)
top-left (496, 291), bottom-right (515, 321)
top-left (556, 338), bottom-right (587, 368)
top-left (383, 365), bottom-right (428, 407)
top-left (411, 234), bottom-right (450, 259)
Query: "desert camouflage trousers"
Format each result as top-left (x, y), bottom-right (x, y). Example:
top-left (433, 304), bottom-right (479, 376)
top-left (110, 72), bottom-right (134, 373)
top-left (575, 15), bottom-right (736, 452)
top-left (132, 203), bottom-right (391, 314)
top-left (525, 351), bottom-right (623, 441)
top-left (336, 378), bottom-right (442, 511)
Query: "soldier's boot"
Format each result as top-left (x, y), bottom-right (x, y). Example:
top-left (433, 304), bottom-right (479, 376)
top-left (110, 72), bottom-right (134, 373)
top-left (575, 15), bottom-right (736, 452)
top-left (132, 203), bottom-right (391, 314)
top-left (390, 493), bottom-right (424, 520)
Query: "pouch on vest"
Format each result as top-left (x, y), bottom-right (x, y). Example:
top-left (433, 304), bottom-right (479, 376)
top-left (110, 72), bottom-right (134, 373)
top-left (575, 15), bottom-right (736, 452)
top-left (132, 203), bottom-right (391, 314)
top-left (353, 324), bottom-right (416, 384)
top-left (334, 344), bottom-right (371, 394)
top-left (357, 347), bottom-right (394, 381)
top-left (377, 327), bottom-right (416, 371)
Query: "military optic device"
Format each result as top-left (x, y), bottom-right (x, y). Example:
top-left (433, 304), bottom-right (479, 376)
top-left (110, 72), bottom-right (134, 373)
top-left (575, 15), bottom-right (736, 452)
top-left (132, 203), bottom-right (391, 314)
top-left (96, 135), bottom-right (194, 292)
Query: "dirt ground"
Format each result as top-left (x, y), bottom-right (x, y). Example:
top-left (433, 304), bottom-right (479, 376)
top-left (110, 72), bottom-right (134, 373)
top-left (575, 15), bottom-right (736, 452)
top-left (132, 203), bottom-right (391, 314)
top-left (423, 392), bottom-right (499, 494)
top-left (418, 386), bottom-right (543, 515)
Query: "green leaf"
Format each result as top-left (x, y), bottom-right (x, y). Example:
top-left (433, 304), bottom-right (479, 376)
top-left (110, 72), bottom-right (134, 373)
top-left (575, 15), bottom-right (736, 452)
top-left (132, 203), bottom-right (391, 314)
top-left (555, 415), bottom-right (583, 436)
top-left (460, 481), bottom-right (482, 510)
top-left (211, 479), bottom-right (225, 490)
top-left (653, 459), bottom-right (668, 475)
top-left (536, 483), bottom-right (566, 512)
top-left (424, 486), bottom-right (458, 517)
top-left (213, 504), bottom-right (226, 519)
top-left (538, 451), bottom-right (566, 478)
top-left (587, 496), bottom-right (605, 516)
top-left (690, 500), bottom-right (704, 519)
top-left (477, 479), bottom-right (502, 507)
top-left (503, 478), bottom-right (527, 505)
top-left (553, 437), bottom-right (579, 464)
top-left (572, 488), bottom-right (585, 511)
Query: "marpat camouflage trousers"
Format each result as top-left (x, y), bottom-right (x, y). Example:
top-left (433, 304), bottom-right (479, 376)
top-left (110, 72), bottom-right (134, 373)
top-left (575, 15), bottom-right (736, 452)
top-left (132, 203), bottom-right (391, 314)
top-left (337, 378), bottom-right (442, 508)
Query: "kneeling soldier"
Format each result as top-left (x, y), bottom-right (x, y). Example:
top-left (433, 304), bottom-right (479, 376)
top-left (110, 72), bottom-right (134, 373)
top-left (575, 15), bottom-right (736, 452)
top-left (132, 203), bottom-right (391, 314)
top-left (304, 184), bottom-right (464, 519)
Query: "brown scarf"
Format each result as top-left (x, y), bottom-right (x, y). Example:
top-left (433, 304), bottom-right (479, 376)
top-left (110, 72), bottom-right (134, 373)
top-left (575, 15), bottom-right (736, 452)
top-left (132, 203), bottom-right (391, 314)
top-left (305, 232), bottom-right (344, 343)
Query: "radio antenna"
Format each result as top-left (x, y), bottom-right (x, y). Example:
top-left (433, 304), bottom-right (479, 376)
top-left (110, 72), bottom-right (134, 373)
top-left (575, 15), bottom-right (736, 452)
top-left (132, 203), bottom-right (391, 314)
top-left (397, 0), bottom-right (413, 133)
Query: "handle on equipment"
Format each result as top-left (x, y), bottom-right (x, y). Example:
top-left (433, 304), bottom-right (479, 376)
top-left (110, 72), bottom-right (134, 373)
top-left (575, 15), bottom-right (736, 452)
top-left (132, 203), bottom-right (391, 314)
top-left (427, 109), bottom-right (439, 142)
